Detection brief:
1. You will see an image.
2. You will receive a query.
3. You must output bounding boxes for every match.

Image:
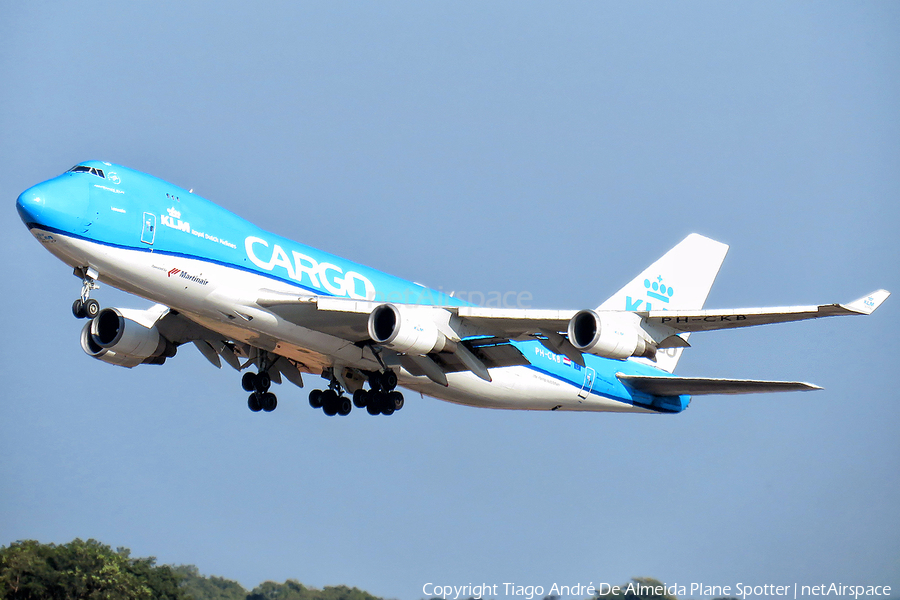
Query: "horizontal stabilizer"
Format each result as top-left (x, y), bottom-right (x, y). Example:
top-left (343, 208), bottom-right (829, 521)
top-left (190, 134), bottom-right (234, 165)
top-left (617, 373), bottom-right (822, 396)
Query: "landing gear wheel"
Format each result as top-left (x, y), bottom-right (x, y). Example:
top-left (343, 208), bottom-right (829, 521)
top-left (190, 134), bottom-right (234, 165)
top-left (256, 371), bottom-right (271, 392)
top-left (242, 372), bottom-right (258, 392)
top-left (368, 373), bottom-right (382, 391)
top-left (261, 392), bottom-right (277, 412)
top-left (380, 370), bottom-right (398, 391)
top-left (72, 299), bottom-right (86, 319)
top-left (389, 391), bottom-right (404, 411)
top-left (309, 389), bottom-right (323, 409)
top-left (366, 399), bottom-right (381, 415)
top-left (84, 299), bottom-right (100, 318)
top-left (352, 389), bottom-right (368, 408)
top-left (337, 397), bottom-right (352, 416)
top-left (248, 393), bottom-right (262, 412)
top-left (322, 390), bottom-right (338, 416)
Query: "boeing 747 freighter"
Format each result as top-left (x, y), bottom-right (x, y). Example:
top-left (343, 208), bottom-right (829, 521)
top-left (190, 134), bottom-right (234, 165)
top-left (16, 162), bottom-right (890, 416)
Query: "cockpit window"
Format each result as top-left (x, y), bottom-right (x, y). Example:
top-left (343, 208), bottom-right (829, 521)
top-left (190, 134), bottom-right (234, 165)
top-left (67, 165), bottom-right (106, 178)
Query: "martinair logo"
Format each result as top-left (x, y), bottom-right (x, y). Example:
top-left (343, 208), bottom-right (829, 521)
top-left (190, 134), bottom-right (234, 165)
top-left (167, 268), bottom-right (209, 286)
top-left (626, 275), bottom-right (675, 311)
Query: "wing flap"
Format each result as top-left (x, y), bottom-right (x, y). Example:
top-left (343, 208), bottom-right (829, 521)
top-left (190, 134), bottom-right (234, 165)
top-left (617, 373), bottom-right (822, 396)
top-left (259, 294), bottom-right (373, 342)
top-left (398, 338), bottom-right (529, 378)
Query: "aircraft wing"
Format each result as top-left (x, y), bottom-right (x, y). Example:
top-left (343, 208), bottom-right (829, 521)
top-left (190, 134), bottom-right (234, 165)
top-left (152, 307), bottom-right (308, 388)
top-left (421, 290), bottom-right (891, 338)
top-left (617, 374), bottom-right (822, 396)
top-left (255, 292), bottom-right (575, 338)
top-left (254, 288), bottom-right (889, 384)
top-left (640, 289), bottom-right (890, 333)
top-left (255, 292), bottom-right (534, 384)
top-left (256, 293), bottom-right (374, 342)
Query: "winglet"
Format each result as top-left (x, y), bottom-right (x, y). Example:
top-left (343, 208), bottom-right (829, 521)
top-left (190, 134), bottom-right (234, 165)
top-left (843, 289), bottom-right (890, 315)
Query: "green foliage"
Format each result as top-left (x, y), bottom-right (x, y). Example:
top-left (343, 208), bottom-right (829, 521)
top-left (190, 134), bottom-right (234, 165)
top-left (0, 542), bottom-right (388, 600)
top-left (128, 556), bottom-right (184, 600)
top-left (172, 565), bottom-right (247, 600)
top-left (247, 581), bottom-right (382, 600)
top-left (0, 538), bottom-right (185, 600)
top-left (171, 567), bottom-right (385, 600)
top-left (3, 538), bottom-right (685, 600)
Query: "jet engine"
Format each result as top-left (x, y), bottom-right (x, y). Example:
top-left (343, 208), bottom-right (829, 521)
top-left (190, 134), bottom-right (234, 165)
top-left (367, 303), bottom-right (449, 355)
top-left (80, 307), bottom-right (175, 367)
top-left (567, 310), bottom-right (656, 360)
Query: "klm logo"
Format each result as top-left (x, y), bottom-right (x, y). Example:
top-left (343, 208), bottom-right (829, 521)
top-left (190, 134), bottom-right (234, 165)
top-left (626, 275), bottom-right (675, 311)
top-left (161, 206), bottom-right (190, 233)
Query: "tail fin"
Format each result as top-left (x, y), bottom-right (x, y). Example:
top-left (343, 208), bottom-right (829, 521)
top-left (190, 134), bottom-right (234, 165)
top-left (597, 233), bottom-right (729, 373)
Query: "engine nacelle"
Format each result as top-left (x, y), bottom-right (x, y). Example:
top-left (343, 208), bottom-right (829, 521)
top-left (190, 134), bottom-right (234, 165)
top-left (80, 308), bottom-right (174, 368)
top-left (367, 303), bottom-right (448, 355)
top-left (567, 310), bottom-right (656, 360)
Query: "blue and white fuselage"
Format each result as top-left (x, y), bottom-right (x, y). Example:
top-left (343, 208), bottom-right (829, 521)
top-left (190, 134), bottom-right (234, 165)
top-left (17, 162), bottom-right (887, 417)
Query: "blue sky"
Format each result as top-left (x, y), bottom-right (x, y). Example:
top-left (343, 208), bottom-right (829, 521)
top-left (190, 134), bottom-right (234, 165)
top-left (1, 2), bottom-right (898, 599)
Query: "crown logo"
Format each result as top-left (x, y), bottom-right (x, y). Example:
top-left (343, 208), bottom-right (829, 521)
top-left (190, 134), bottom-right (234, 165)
top-left (166, 207), bottom-right (182, 219)
top-left (644, 275), bottom-right (674, 303)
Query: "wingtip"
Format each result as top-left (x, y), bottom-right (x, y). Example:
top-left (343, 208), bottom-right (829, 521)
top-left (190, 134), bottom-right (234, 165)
top-left (843, 289), bottom-right (890, 315)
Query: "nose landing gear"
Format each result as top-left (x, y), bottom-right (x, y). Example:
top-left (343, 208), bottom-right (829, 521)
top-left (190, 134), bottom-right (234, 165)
top-left (72, 267), bottom-right (100, 319)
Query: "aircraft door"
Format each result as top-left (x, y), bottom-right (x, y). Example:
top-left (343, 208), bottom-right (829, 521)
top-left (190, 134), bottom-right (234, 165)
top-left (577, 366), bottom-right (595, 399)
top-left (141, 212), bottom-right (156, 245)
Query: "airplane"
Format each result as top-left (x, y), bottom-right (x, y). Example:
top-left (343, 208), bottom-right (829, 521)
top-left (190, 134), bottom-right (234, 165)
top-left (15, 161), bottom-right (890, 417)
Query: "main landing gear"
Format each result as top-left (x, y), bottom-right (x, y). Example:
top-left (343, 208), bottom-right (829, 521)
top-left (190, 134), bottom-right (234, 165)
top-left (236, 351), bottom-right (404, 417)
top-left (242, 370), bottom-right (278, 412)
top-left (72, 268), bottom-right (100, 319)
top-left (308, 370), bottom-right (404, 417)
top-left (241, 349), bottom-right (279, 413)
top-left (308, 384), bottom-right (352, 417)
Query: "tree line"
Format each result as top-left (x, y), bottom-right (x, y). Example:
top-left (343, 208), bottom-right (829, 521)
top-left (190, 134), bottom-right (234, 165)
top-left (3, 539), bottom-right (836, 600)
top-left (0, 539), bottom-right (381, 600)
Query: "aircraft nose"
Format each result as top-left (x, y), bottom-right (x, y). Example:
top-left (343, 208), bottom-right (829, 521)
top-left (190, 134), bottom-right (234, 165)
top-left (16, 185), bottom-right (46, 224)
top-left (16, 175), bottom-right (91, 234)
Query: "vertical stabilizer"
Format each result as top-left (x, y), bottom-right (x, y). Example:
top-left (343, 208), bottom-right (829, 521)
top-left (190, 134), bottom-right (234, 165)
top-left (597, 233), bottom-right (729, 373)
